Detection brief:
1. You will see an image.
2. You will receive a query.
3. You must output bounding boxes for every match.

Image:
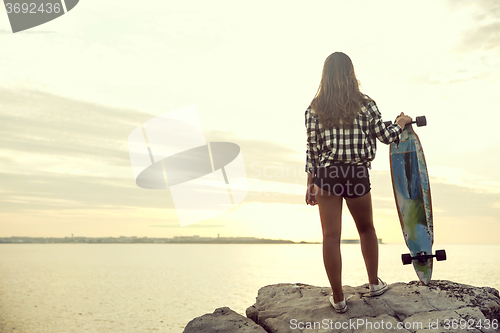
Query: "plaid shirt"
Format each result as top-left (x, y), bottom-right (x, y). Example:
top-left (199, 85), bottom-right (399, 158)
top-left (305, 98), bottom-right (403, 175)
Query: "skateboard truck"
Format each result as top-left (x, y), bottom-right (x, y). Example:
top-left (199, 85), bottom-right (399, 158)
top-left (384, 115), bottom-right (426, 128)
top-left (401, 249), bottom-right (446, 265)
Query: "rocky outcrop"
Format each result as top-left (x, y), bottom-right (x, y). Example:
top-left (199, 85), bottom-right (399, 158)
top-left (183, 306), bottom-right (267, 333)
top-left (184, 280), bottom-right (500, 333)
top-left (246, 280), bottom-right (500, 333)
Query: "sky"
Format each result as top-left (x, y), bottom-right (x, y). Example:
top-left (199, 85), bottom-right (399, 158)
top-left (0, 0), bottom-right (499, 243)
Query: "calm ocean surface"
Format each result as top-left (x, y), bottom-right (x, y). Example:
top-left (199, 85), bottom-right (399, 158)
top-left (0, 243), bottom-right (499, 332)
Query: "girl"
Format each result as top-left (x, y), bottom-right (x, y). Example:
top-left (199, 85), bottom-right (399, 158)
top-left (305, 52), bottom-right (412, 313)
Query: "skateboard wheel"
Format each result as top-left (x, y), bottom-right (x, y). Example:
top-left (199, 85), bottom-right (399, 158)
top-left (415, 116), bottom-right (427, 127)
top-left (435, 249), bottom-right (447, 261)
top-left (402, 253), bottom-right (412, 265)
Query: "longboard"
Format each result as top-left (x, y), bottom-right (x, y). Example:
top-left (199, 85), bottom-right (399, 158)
top-left (388, 117), bottom-right (446, 285)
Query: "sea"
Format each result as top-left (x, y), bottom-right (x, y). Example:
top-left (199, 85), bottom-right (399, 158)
top-left (0, 243), bottom-right (499, 333)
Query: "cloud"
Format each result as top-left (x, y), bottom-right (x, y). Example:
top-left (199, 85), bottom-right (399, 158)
top-left (368, 170), bottom-right (500, 222)
top-left (448, 0), bottom-right (500, 52)
top-left (0, 87), bottom-right (168, 213)
top-left (0, 88), bottom-right (151, 158)
top-left (0, 87), bottom-right (307, 216)
top-left (461, 22), bottom-right (500, 52)
top-left (1, 88), bottom-right (498, 240)
top-left (431, 181), bottom-right (500, 219)
top-left (404, 1), bottom-right (500, 86)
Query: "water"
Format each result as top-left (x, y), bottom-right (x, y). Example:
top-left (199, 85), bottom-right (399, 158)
top-left (0, 243), bottom-right (499, 332)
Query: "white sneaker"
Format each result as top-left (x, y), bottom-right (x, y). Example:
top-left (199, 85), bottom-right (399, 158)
top-left (329, 294), bottom-right (347, 313)
top-left (369, 278), bottom-right (388, 296)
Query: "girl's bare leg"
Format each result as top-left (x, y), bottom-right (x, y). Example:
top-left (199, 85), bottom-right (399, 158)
top-left (315, 185), bottom-right (344, 303)
top-left (345, 192), bottom-right (379, 285)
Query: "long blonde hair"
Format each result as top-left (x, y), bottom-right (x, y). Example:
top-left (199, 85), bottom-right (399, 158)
top-left (310, 52), bottom-right (372, 128)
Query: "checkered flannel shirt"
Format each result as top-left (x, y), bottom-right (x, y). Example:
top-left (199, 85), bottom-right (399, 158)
top-left (305, 97), bottom-right (403, 175)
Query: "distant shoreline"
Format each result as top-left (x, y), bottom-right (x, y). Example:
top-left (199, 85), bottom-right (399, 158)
top-left (0, 236), bottom-right (382, 245)
top-left (0, 236), bottom-right (315, 244)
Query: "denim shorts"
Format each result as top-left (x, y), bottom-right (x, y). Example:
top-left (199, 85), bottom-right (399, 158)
top-left (313, 163), bottom-right (371, 198)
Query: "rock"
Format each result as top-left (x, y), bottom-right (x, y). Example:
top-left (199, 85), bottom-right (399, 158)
top-left (246, 280), bottom-right (500, 333)
top-left (183, 306), bottom-right (267, 333)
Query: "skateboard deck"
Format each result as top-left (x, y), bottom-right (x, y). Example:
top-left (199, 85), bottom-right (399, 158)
top-left (390, 124), bottom-right (434, 284)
